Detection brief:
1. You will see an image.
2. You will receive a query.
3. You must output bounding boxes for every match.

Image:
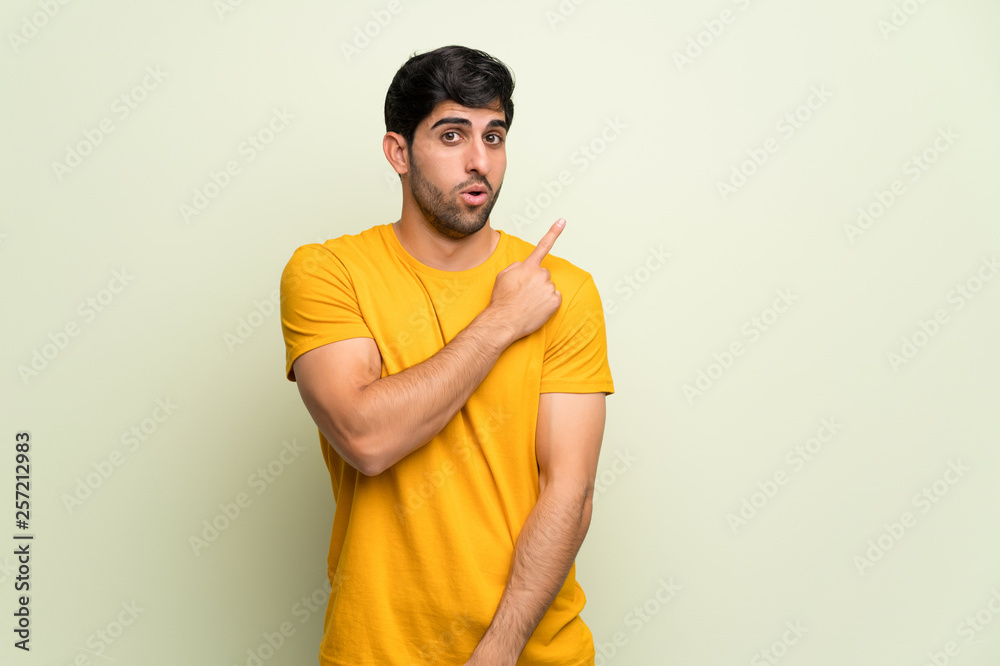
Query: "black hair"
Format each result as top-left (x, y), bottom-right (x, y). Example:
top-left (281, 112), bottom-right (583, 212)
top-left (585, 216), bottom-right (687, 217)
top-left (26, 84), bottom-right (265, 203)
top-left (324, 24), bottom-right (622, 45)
top-left (384, 45), bottom-right (515, 151)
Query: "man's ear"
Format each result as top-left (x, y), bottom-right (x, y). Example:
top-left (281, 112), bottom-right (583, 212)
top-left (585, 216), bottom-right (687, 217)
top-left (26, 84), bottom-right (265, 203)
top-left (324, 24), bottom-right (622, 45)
top-left (383, 132), bottom-right (410, 176)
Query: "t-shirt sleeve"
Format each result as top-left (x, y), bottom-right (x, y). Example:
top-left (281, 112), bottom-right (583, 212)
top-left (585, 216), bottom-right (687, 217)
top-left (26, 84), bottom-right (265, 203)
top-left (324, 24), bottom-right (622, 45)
top-left (539, 273), bottom-right (615, 395)
top-left (279, 244), bottom-right (373, 382)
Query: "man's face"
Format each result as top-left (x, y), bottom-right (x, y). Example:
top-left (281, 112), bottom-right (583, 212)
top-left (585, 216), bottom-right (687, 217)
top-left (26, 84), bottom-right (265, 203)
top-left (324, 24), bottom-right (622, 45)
top-left (406, 100), bottom-right (508, 239)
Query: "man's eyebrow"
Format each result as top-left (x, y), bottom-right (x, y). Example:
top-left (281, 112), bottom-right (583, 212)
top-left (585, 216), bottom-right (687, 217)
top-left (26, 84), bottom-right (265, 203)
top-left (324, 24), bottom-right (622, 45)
top-left (429, 117), bottom-right (508, 131)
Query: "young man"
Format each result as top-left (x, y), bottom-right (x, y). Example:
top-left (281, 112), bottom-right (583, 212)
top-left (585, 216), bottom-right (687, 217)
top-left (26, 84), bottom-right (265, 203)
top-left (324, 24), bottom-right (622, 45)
top-left (280, 45), bottom-right (614, 666)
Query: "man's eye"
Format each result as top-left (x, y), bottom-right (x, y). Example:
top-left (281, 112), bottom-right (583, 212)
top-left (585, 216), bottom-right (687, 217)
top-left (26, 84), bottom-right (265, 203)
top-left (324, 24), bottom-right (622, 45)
top-left (487, 134), bottom-right (505, 144)
top-left (443, 131), bottom-right (459, 141)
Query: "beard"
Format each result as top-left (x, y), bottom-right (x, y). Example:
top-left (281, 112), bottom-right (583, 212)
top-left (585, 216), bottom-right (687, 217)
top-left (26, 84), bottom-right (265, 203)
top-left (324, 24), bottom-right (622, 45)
top-left (408, 152), bottom-right (503, 240)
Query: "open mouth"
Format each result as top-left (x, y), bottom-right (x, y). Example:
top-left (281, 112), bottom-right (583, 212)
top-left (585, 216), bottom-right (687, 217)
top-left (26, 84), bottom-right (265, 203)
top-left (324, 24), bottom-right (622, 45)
top-left (460, 191), bottom-right (488, 205)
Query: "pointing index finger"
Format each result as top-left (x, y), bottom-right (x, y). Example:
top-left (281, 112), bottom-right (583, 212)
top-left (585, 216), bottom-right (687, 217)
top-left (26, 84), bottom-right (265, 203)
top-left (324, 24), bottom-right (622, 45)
top-left (525, 218), bottom-right (565, 265)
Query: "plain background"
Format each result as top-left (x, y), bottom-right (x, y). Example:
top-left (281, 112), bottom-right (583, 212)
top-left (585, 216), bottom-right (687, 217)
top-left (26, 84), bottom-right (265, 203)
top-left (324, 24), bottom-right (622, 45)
top-left (3, 0), bottom-right (999, 664)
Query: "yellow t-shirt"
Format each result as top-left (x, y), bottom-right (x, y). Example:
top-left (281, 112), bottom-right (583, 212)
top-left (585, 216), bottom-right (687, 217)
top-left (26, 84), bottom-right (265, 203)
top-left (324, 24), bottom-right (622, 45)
top-left (279, 223), bottom-right (614, 666)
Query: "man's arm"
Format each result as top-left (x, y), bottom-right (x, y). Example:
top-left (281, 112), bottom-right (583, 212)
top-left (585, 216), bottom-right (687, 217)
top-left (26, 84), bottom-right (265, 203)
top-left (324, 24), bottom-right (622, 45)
top-left (294, 308), bottom-right (513, 476)
top-left (466, 391), bottom-right (607, 666)
top-left (293, 219), bottom-right (567, 476)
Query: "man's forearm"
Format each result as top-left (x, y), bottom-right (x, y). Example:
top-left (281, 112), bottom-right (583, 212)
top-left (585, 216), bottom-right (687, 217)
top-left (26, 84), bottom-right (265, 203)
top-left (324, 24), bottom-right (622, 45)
top-left (468, 483), bottom-right (592, 665)
top-left (353, 305), bottom-right (515, 475)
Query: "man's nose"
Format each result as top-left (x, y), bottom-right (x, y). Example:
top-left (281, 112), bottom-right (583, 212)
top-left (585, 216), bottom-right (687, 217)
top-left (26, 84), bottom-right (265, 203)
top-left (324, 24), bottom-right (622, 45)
top-left (465, 139), bottom-right (490, 175)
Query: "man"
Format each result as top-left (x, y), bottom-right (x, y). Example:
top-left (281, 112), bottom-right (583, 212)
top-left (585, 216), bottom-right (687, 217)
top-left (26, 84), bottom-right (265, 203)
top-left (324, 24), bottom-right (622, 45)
top-left (280, 45), bottom-right (614, 666)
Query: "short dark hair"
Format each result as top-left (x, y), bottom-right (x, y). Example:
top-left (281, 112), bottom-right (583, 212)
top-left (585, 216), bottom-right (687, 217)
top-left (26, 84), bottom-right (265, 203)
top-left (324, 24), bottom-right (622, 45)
top-left (384, 45), bottom-right (515, 150)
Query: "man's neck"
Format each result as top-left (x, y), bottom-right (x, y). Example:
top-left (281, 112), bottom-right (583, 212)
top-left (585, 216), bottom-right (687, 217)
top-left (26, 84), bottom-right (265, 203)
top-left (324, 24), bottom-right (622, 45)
top-left (392, 218), bottom-right (500, 272)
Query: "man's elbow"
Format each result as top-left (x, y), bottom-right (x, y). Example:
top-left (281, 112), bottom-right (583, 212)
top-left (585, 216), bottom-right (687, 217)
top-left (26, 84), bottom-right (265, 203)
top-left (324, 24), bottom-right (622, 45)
top-left (347, 431), bottom-right (387, 476)
top-left (313, 410), bottom-right (384, 477)
top-left (341, 387), bottom-right (395, 476)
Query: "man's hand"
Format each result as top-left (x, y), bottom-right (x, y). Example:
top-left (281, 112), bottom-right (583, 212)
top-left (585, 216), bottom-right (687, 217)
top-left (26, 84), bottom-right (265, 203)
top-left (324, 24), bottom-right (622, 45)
top-left (488, 218), bottom-right (565, 343)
